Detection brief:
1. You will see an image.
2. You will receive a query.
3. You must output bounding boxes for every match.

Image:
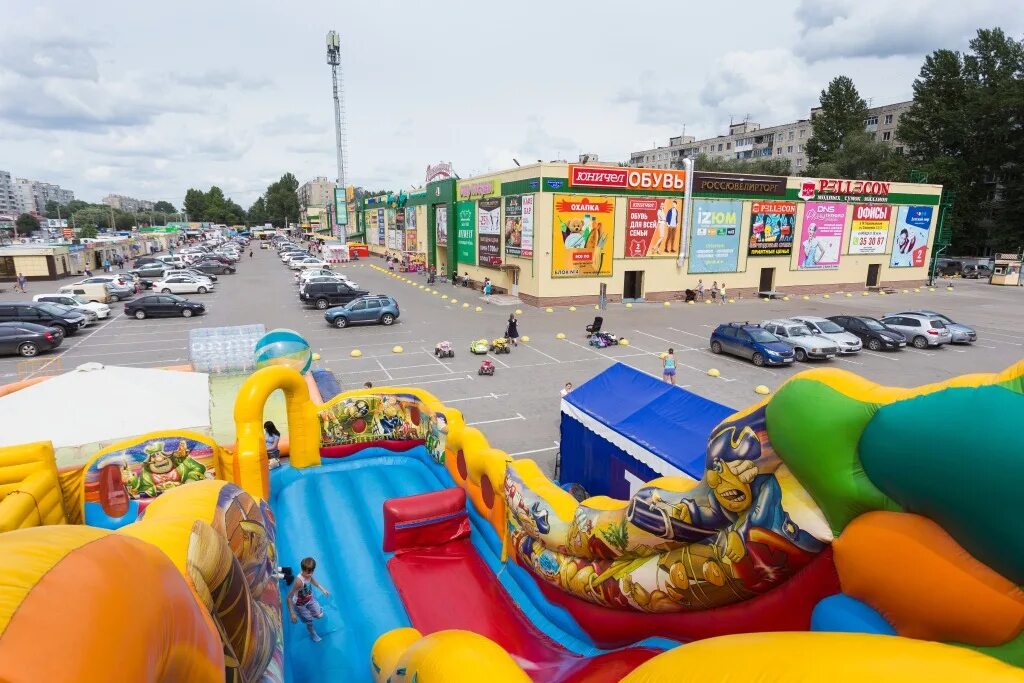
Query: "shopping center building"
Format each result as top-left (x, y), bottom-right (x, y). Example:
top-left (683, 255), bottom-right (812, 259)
top-left (356, 163), bottom-right (944, 306)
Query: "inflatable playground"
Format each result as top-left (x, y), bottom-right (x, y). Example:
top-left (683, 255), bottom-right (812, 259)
top-left (1, 329), bottom-right (1024, 682)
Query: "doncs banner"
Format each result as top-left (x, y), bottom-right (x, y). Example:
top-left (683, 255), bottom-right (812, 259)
top-left (798, 202), bottom-right (847, 270)
top-left (689, 200), bottom-right (742, 274)
top-left (455, 200), bottom-right (476, 265)
top-left (890, 206), bottom-right (933, 268)
top-left (624, 197), bottom-right (681, 257)
top-left (552, 194), bottom-right (614, 278)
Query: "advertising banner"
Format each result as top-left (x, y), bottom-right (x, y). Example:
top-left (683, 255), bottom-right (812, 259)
top-left (688, 200), bottom-right (742, 273)
top-left (890, 206), bottom-right (933, 268)
top-left (394, 209), bottom-right (406, 251)
top-left (334, 187), bottom-right (348, 226)
top-left (477, 197), bottom-right (501, 266)
top-left (435, 205), bottom-right (448, 246)
top-left (377, 208), bottom-right (385, 246)
top-left (624, 197), bottom-right (681, 257)
top-left (798, 177), bottom-right (892, 203)
top-left (455, 200), bottom-right (476, 265)
top-left (568, 165), bottom-right (686, 192)
top-left (521, 195), bottom-right (534, 258)
top-left (504, 196), bottom-right (523, 257)
top-left (405, 207), bottom-right (418, 252)
top-left (692, 172), bottom-right (786, 197)
top-left (798, 201), bottom-right (847, 269)
top-left (748, 201), bottom-right (797, 256)
top-left (552, 194), bottom-right (614, 278)
top-left (849, 204), bottom-right (891, 254)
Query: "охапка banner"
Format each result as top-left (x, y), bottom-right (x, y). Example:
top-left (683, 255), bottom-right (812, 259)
top-left (688, 200), bottom-right (742, 274)
top-left (552, 194), bottom-right (614, 278)
top-left (455, 200), bottom-right (476, 265)
top-left (624, 197), bottom-right (681, 257)
top-left (748, 201), bottom-right (797, 257)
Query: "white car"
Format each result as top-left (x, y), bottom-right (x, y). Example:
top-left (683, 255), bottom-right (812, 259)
top-left (790, 315), bottom-right (863, 354)
top-left (165, 269), bottom-right (214, 283)
top-left (296, 268), bottom-right (340, 283)
top-left (281, 251), bottom-right (309, 263)
top-left (289, 257), bottom-right (330, 270)
top-left (761, 319), bottom-right (839, 362)
top-left (153, 276), bottom-right (215, 294)
top-left (34, 293), bottom-right (112, 320)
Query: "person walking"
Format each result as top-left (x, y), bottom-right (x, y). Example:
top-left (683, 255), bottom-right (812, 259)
top-left (249, 248), bottom-right (254, 258)
top-left (14, 273), bottom-right (27, 293)
top-left (102, 257), bottom-right (110, 273)
top-left (505, 313), bottom-right (520, 346)
top-left (483, 278), bottom-right (492, 296)
top-left (697, 279), bottom-right (705, 301)
top-left (663, 348), bottom-right (677, 385)
top-left (719, 282), bottom-right (727, 303)
top-left (710, 280), bottom-right (718, 302)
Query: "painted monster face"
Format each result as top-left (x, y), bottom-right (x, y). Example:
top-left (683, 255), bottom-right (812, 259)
top-left (707, 458), bottom-right (752, 513)
top-left (147, 451), bottom-right (173, 474)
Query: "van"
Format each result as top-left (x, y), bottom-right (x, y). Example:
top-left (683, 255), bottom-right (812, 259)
top-left (58, 282), bottom-right (113, 304)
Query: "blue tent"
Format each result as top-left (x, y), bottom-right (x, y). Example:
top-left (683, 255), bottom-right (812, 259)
top-left (559, 363), bottom-right (734, 499)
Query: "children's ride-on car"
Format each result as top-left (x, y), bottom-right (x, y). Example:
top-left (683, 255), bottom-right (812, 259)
top-left (470, 338), bottom-right (490, 355)
top-left (434, 341), bottom-right (454, 358)
top-left (489, 337), bottom-right (511, 354)
top-left (589, 331), bottom-right (619, 348)
top-left (478, 359), bottom-right (495, 376)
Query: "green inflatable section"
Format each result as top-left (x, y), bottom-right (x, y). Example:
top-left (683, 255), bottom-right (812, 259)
top-left (859, 384), bottom-right (1024, 585)
top-left (765, 378), bottom-right (901, 534)
top-left (964, 631), bottom-right (1024, 668)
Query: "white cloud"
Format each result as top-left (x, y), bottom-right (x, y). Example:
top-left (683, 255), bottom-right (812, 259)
top-left (699, 50), bottom-right (819, 128)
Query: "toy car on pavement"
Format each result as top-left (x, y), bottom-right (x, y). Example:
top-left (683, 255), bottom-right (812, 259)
top-left (470, 338), bottom-right (490, 355)
top-left (489, 337), bottom-right (511, 354)
top-left (478, 359), bottom-right (495, 376)
top-left (589, 331), bottom-right (619, 348)
top-left (434, 341), bottom-right (454, 358)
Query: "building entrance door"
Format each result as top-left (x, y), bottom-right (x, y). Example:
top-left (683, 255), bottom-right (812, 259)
top-left (866, 263), bottom-right (881, 287)
top-left (759, 267), bottom-right (775, 292)
top-left (623, 271), bottom-right (644, 301)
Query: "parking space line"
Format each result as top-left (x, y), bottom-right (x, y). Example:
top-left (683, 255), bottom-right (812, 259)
top-left (859, 350), bottom-right (899, 361)
top-left (439, 393), bottom-right (509, 404)
top-left (419, 347), bottom-right (457, 374)
top-left (468, 413), bottom-right (525, 426)
top-left (520, 344), bottom-right (562, 363)
top-left (835, 357), bottom-right (864, 365)
top-left (487, 353), bottom-right (510, 368)
top-left (668, 327), bottom-right (708, 340)
top-left (696, 348), bottom-right (776, 375)
top-left (632, 330), bottom-right (699, 352)
top-left (26, 311), bottom-right (125, 378)
top-left (375, 359), bottom-right (394, 381)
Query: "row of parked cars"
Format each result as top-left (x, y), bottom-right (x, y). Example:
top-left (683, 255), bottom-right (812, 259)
top-left (273, 237), bottom-right (400, 328)
top-left (710, 310), bottom-right (976, 367)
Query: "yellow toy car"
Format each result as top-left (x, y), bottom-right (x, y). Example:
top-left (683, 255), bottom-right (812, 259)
top-left (489, 337), bottom-right (511, 354)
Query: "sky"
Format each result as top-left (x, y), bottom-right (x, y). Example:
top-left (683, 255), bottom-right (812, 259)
top-left (1, 0), bottom-right (1020, 209)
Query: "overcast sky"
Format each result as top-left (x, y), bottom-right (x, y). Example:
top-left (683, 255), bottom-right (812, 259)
top-left (1, 0), bottom-right (1019, 208)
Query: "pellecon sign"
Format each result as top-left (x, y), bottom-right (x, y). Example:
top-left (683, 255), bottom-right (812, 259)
top-left (799, 178), bottom-right (892, 202)
top-left (569, 164), bottom-right (686, 191)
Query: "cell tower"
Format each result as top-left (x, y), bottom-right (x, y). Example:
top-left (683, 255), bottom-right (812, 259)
top-left (326, 30), bottom-right (348, 242)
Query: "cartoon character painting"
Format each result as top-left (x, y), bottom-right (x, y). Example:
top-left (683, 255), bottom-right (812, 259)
top-left (123, 440), bottom-right (209, 499)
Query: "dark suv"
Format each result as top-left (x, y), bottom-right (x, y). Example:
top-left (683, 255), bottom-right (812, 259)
top-left (0, 303), bottom-right (87, 336)
top-left (300, 281), bottom-right (369, 309)
top-left (710, 322), bottom-right (795, 367)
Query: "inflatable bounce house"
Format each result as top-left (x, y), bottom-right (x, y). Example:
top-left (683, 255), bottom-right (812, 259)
top-left (2, 341), bottom-right (1024, 681)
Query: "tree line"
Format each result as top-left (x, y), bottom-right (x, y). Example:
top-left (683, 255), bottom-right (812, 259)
top-left (12, 199), bottom-right (181, 239)
top-left (181, 173), bottom-right (301, 228)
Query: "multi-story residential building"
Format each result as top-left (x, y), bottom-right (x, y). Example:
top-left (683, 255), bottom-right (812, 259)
top-left (15, 179), bottom-right (75, 214)
top-left (630, 100), bottom-right (913, 174)
top-left (298, 177), bottom-right (336, 209)
top-left (0, 171), bottom-right (20, 217)
top-left (102, 194), bottom-right (155, 213)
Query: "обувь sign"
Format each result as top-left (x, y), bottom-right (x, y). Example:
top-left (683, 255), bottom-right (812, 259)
top-left (569, 164), bottom-right (686, 191)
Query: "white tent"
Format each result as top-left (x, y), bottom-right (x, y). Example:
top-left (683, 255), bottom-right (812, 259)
top-left (0, 363), bottom-right (211, 467)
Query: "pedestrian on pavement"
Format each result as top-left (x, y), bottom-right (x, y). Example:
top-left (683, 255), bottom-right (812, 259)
top-left (710, 281), bottom-right (718, 302)
top-left (697, 279), bottom-right (705, 301)
top-left (719, 282), bottom-right (727, 303)
top-left (249, 249), bottom-right (253, 258)
top-left (483, 278), bottom-right (492, 296)
top-left (560, 382), bottom-right (573, 398)
top-left (505, 313), bottom-right (519, 346)
top-left (663, 348), bottom-right (677, 385)
top-left (84, 267), bottom-right (92, 277)
top-left (102, 258), bottom-right (110, 273)
top-left (14, 273), bottom-right (27, 293)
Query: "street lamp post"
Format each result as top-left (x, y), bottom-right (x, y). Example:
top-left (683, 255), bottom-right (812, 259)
top-left (326, 30), bottom-right (348, 245)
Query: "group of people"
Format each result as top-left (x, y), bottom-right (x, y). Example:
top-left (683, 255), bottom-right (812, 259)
top-left (695, 279), bottom-right (727, 303)
top-left (101, 254), bottom-right (126, 272)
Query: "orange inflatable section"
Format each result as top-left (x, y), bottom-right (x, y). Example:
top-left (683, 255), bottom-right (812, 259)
top-left (834, 511), bottom-right (1024, 646)
top-left (0, 526), bottom-right (223, 683)
top-left (0, 376), bottom-right (50, 398)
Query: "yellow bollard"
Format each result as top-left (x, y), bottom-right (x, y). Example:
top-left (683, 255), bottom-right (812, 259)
top-left (392, 345), bottom-right (404, 353)
top-left (350, 349), bottom-right (362, 358)
top-left (619, 338), bottom-right (630, 346)
top-left (663, 301), bottom-right (671, 307)
top-left (475, 306), bottom-right (482, 312)
top-left (515, 309), bottom-right (523, 315)
top-left (754, 385), bottom-right (771, 395)
top-left (556, 332), bottom-right (566, 339)
top-left (707, 368), bottom-right (721, 377)
top-left (569, 306), bottom-right (577, 311)
top-left (545, 307), bottom-right (554, 313)
top-left (625, 303), bottom-right (633, 308)
top-left (520, 336), bottom-right (530, 342)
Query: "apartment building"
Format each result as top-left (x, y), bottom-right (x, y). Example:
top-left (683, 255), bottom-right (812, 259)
top-left (298, 177), bottom-right (336, 209)
top-left (630, 101), bottom-right (912, 174)
top-left (16, 179), bottom-right (75, 214)
top-left (0, 171), bottom-right (19, 217)
top-left (102, 194), bottom-right (155, 212)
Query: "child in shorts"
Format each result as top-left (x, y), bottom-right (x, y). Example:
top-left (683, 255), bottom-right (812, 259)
top-left (287, 556), bottom-right (330, 642)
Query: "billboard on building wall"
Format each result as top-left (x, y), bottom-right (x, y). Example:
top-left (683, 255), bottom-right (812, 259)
top-left (368, 211), bottom-right (378, 245)
top-left (455, 201), bottom-right (476, 265)
top-left (520, 195), bottom-right (534, 258)
top-left (748, 201), bottom-right (797, 256)
top-left (849, 204), bottom-right (891, 254)
top-left (798, 202), bottom-right (847, 269)
top-left (624, 197), bottom-right (681, 257)
top-left (477, 197), bottom-right (501, 266)
top-left (405, 207), bottom-right (418, 252)
top-left (394, 208), bottom-right (405, 251)
top-left (688, 200), bottom-right (742, 273)
top-left (435, 206), bottom-right (448, 246)
top-left (890, 206), bottom-right (933, 268)
top-left (551, 194), bottom-right (615, 278)
top-left (504, 195), bottom-right (534, 258)
top-left (334, 187), bottom-right (348, 226)
top-left (376, 208), bottom-right (385, 246)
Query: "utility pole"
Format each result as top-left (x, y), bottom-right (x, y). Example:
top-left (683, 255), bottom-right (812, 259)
top-left (326, 30), bottom-right (348, 244)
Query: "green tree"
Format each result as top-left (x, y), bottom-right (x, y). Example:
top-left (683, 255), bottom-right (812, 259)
top-left (15, 213), bottom-right (40, 235)
top-left (66, 199), bottom-right (91, 215)
top-left (44, 200), bottom-right (63, 218)
top-left (78, 225), bottom-right (98, 239)
top-left (898, 28), bottom-right (1024, 252)
top-left (114, 213), bottom-right (135, 231)
top-left (806, 76), bottom-right (869, 171)
top-left (72, 207), bottom-right (110, 230)
top-left (183, 188), bottom-right (207, 221)
top-left (692, 154), bottom-right (791, 176)
top-left (264, 173), bottom-right (300, 227)
top-left (153, 200), bottom-right (176, 213)
top-left (247, 196), bottom-right (268, 225)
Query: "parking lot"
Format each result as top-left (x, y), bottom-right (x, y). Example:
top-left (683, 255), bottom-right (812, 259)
top-left (3, 248), bottom-right (1022, 476)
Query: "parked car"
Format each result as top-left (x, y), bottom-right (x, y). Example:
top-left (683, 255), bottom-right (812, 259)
top-left (282, 252), bottom-right (311, 265)
top-left (878, 314), bottom-right (952, 348)
top-left (156, 255), bottom-right (187, 268)
top-left (58, 282), bottom-right (113, 304)
top-left (153, 276), bottom-right (215, 295)
top-left (324, 296), bottom-right (400, 328)
top-left (297, 268), bottom-right (353, 286)
top-left (33, 293), bottom-right (112, 320)
top-left (193, 260), bottom-right (236, 275)
top-left (78, 276), bottom-right (135, 302)
top-left (827, 315), bottom-right (907, 351)
top-left (300, 281), bottom-right (369, 309)
top-left (124, 294), bottom-right (206, 319)
top-left (789, 315), bottom-right (862, 354)
top-left (300, 276), bottom-right (356, 297)
top-left (0, 302), bottom-right (87, 336)
top-left (760, 319), bottom-right (839, 362)
top-left (892, 310), bottom-right (976, 344)
top-left (0, 321), bottom-right (63, 357)
top-left (165, 269), bottom-right (216, 283)
top-left (131, 263), bottom-right (169, 279)
top-left (709, 322), bottom-right (796, 367)
top-left (289, 257), bottom-right (331, 271)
